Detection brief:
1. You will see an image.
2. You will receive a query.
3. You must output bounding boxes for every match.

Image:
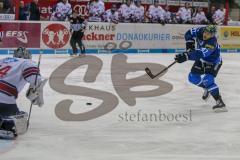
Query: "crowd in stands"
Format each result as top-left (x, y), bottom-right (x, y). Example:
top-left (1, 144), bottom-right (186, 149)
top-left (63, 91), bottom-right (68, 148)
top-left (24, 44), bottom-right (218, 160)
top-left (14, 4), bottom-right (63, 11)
top-left (0, 0), bottom-right (14, 14)
top-left (17, 0), bottom-right (226, 25)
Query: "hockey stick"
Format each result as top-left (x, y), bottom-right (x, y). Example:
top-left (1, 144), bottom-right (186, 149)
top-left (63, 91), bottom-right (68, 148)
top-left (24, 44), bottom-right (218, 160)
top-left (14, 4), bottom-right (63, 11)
top-left (145, 61), bottom-right (177, 79)
top-left (27, 50), bottom-right (42, 130)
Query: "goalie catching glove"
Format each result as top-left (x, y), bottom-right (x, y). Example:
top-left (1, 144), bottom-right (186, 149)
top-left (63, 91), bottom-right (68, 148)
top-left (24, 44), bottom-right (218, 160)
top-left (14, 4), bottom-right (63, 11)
top-left (26, 79), bottom-right (48, 107)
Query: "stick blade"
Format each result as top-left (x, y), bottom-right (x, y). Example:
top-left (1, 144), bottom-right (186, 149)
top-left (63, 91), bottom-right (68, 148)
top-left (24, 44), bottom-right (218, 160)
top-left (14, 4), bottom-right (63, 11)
top-left (145, 67), bottom-right (154, 79)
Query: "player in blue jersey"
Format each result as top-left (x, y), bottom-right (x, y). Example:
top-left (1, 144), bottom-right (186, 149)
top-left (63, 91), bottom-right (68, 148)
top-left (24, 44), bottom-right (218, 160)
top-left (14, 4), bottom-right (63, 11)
top-left (174, 25), bottom-right (227, 112)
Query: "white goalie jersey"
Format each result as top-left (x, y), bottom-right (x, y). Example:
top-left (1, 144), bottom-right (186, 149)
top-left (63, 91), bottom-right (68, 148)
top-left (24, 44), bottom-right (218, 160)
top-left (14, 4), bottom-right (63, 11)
top-left (0, 57), bottom-right (41, 104)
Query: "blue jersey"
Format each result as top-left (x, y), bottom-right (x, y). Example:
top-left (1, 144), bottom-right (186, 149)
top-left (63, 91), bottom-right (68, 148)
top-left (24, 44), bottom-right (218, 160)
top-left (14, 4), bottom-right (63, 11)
top-left (185, 27), bottom-right (221, 64)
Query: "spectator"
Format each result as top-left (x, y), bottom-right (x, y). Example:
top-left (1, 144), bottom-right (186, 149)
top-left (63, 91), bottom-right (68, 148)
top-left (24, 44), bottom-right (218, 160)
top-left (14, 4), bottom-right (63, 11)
top-left (29, 0), bottom-right (40, 20)
top-left (103, 4), bottom-right (119, 23)
top-left (147, 0), bottom-right (165, 24)
top-left (206, 6), bottom-right (216, 24)
top-left (213, 5), bottom-right (225, 25)
top-left (19, 1), bottom-right (29, 20)
top-left (2, 0), bottom-right (14, 14)
top-left (88, 0), bottom-right (105, 22)
top-left (164, 5), bottom-right (172, 24)
top-left (132, 0), bottom-right (144, 23)
top-left (118, 0), bottom-right (135, 23)
top-left (0, 1), bottom-right (3, 13)
top-left (50, 0), bottom-right (72, 21)
top-left (191, 6), bottom-right (196, 18)
top-left (192, 7), bottom-right (208, 24)
top-left (177, 2), bottom-right (192, 24)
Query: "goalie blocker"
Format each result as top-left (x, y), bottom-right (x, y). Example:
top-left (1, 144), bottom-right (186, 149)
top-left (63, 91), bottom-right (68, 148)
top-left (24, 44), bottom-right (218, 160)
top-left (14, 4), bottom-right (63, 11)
top-left (0, 47), bottom-right (46, 139)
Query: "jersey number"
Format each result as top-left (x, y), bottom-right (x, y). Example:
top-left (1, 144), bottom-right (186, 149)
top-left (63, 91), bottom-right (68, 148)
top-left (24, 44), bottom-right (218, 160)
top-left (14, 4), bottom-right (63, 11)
top-left (0, 66), bottom-right (11, 78)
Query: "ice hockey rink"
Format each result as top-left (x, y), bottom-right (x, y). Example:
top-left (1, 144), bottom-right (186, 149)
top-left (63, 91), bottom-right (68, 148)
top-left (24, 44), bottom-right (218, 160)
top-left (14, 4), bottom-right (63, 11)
top-left (0, 53), bottom-right (240, 160)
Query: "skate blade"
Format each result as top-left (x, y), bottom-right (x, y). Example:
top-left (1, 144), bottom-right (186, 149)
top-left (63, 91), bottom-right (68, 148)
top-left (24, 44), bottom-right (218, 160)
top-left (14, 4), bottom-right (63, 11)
top-left (213, 107), bottom-right (228, 113)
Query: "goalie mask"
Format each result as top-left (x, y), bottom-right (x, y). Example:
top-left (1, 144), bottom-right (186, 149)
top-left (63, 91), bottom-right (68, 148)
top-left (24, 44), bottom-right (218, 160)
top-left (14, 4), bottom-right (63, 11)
top-left (13, 47), bottom-right (32, 59)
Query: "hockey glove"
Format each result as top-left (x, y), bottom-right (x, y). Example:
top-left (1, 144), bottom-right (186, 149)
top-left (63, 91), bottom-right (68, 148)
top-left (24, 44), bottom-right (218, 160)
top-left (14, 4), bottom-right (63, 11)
top-left (175, 52), bottom-right (189, 63)
top-left (26, 79), bottom-right (47, 107)
top-left (186, 39), bottom-right (195, 52)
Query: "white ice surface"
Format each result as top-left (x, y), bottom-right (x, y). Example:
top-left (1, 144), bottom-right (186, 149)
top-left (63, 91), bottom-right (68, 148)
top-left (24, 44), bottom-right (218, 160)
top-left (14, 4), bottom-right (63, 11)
top-left (0, 54), bottom-right (240, 160)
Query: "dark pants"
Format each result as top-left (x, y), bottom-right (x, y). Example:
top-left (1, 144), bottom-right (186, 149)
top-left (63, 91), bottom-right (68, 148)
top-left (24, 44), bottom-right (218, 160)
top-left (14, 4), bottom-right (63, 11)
top-left (0, 103), bottom-right (19, 117)
top-left (70, 32), bottom-right (85, 55)
top-left (0, 103), bottom-right (19, 132)
top-left (190, 60), bottom-right (222, 77)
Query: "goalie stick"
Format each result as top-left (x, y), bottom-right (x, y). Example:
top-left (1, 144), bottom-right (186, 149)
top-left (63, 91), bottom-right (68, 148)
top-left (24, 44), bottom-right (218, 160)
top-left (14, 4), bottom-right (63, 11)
top-left (26, 50), bottom-right (42, 130)
top-left (145, 61), bottom-right (176, 79)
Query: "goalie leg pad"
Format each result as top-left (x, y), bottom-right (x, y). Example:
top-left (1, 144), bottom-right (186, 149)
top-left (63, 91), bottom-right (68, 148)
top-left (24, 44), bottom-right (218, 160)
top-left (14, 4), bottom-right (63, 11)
top-left (0, 116), bottom-right (17, 139)
top-left (0, 111), bottom-right (28, 137)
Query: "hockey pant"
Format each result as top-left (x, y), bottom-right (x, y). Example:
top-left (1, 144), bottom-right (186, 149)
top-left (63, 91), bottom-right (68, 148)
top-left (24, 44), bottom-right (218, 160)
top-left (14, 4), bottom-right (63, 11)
top-left (188, 60), bottom-right (222, 97)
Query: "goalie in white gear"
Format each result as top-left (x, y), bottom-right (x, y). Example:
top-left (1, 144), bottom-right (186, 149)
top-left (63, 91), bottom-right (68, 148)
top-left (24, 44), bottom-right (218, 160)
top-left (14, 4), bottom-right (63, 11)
top-left (0, 47), bottom-right (46, 139)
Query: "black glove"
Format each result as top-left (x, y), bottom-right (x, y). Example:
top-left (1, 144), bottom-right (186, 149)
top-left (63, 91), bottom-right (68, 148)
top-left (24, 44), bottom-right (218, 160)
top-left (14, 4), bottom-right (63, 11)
top-left (186, 40), bottom-right (195, 52)
top-left (175, 52), bottom-right (189, 63)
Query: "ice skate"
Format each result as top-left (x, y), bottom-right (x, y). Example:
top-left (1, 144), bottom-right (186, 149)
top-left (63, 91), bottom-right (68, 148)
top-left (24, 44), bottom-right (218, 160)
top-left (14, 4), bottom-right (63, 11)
top-left (212, 96), bottom-right (228, 113)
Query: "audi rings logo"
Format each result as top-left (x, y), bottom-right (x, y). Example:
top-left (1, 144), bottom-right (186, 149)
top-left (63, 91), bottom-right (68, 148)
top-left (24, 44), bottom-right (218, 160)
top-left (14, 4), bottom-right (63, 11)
top-left (104, 41), bottom-right (133, 51)
top-left (73, 5), bottom-right (88, 16)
